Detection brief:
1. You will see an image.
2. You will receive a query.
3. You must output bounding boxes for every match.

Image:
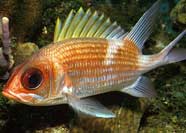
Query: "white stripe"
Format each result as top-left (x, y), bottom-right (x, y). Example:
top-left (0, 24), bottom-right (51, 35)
top-left (104, 39), bottom-right (124, 65)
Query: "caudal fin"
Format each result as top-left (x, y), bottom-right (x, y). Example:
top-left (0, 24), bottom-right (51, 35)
top-left (139, 30), bottom-right (186, 73)
top-left (160, 30), bottom-right (186, 65)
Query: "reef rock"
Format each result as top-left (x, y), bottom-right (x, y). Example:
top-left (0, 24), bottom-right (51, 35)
top-left (34, 94), bottom-right (150, 133)
top-left (171, 0), bottom-right (186, 25)
top-left (13, 42), bottom-right (39, 65)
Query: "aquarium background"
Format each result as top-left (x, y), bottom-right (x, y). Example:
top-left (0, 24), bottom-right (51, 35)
top-left (0, 0), bottom-right (186, 132)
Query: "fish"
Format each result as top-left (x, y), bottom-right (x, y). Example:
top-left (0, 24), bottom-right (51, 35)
top-left (2, 0), bottom-right (186, 118)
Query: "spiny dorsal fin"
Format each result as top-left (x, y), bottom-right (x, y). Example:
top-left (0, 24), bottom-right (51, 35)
top-left (53, 7), bottom-right (126, 42)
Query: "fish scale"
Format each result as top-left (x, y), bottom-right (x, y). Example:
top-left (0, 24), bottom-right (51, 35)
top-left (38, 38), bottom-right (141, 97)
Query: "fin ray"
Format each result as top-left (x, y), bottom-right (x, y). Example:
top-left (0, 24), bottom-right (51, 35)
top-left (86, 13), bottom-right (104, 37)
top-left (72, 9), bottom-right (92, 38)
top-left (125, 0), bottom-right (161, 50)
top-left (54, 17), bottom-right (62, 42)
top-left (69, 97), bottom-right (116, 118)
top-left (54, 7), bottom-right (126, 42)
top-left (100, 21), bottom-right (117, 38)
top-left (57, 10), bottom-right (75, 41)
top-left (160, 30), bottom-right (186, 64)
top-left (93, 18), bottom-right (111, 37)
top-left (121, 76), bottom-right (157, 98)
top-left (65, 7), bottom-right (85, 39)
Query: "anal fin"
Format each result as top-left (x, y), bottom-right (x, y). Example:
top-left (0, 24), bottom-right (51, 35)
top-left (68, 97), bottom-right (116, 118)
top-left (121, 76), bottom-right (157, 98)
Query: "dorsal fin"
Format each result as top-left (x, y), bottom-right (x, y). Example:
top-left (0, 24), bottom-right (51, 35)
top-left (53, 7), bottom-right (126, 42)
top-left (124, 0), bottom-right (161, 50)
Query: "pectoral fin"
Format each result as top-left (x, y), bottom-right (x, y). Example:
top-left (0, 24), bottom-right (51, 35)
top-left (121, 76), bottom-right (157, 98)
top-left (68, 97), bottom-right (116, 118)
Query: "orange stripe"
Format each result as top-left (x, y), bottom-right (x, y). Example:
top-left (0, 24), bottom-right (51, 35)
top-left (38, 38), bottom-right (141, 96)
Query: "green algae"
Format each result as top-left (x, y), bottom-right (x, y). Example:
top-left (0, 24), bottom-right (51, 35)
top-left (139, 67), bottom-right (186, 132)
top-left (13, 42), bottom-right (39, 65)
top-left (171, 0), bottom-right (186, 25)
top-left (36, 0), bottom-right (83, 47)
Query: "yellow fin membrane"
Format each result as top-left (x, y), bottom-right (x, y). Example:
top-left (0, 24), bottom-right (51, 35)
top-left (54, 7), bottom-right (126, 42)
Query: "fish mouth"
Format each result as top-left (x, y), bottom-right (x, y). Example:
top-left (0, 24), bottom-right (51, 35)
top-left (2, 90), bottom-right (44, 105)
top-left (2, 90), bottom-right (20, 102)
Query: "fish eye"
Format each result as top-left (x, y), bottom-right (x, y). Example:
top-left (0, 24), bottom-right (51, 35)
top-left (21, 68), bottom-right (43, 90)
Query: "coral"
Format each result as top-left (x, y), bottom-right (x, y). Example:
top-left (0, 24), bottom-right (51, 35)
top-left (0, 17), bottom-right (13, 80)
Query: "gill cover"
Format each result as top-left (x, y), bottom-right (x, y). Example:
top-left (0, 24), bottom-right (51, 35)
top-left (2, 56), bottom-right (55, 105)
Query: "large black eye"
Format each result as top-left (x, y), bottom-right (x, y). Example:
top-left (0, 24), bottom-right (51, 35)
top-left (21, 68), bottom-right (43, 90)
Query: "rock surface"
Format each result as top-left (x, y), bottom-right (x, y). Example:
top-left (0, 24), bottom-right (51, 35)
top-left (13, 42), bottom-right (39, 65)
top-left (171, 0), bottom-right (186, 25)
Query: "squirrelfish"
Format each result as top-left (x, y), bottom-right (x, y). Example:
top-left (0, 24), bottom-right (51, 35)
top-left (2, 1), bottom-right (186, 118)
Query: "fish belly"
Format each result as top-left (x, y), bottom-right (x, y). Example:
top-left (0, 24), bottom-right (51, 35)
top-left (53, 38), bottom-right (141, 98)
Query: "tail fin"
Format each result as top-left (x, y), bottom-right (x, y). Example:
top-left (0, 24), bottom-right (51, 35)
top-left (139, 30), bottom-right (186, 73)
top-left (160, 30), bottom-right (186, 65)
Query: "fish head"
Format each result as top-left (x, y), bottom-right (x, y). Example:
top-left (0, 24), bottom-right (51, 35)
top-left (2, 55), bottom-right (65, 106)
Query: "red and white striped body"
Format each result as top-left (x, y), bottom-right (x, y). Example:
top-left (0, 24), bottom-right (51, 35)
top-left (40, 38), bottom-right (144, 98)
